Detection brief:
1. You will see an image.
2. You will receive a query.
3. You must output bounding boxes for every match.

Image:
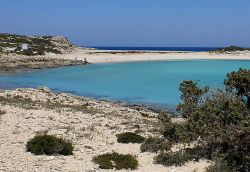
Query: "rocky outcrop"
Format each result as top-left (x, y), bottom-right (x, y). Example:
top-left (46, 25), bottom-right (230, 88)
top-left (0, 33), bottom-right (82, 56)
top-left (0, 33), bottom-right (90, 72)
top-left (0, 56), bottom-right (88, 72)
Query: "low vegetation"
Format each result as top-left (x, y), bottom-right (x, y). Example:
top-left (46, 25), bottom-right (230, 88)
top-left (154, 146), bottom-right (208, 167)
top-left (0, 94), bottom-right (99, 114)
top-left (26, 134), bottom-right (73, 155)
top-left (116, 132), bottom-right (145, 144)
top-left (224, 68), bottom-right (250, 108)
top-left (212, 46), bottom-right (250, 53)
top-left (140, 137), bottom-right (170, 153)
top-left (206, 160), bottom-right (236, 172)
top-left (0, 33), bottom-right (75, 56)
top-left (153, 68), bottom-right (250, 172)
top-left (92, 152), bottom-right (138, 170)
top-left (154, 151), bottom-right (188, 167)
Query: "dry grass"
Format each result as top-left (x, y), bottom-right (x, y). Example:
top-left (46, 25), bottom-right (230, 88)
top-left (0, 95), bottom-right (100, 114)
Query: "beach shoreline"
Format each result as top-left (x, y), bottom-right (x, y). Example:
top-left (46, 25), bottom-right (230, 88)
top-left (50, 49), bottom-right (250, 64)
top-left (1, 48), bottom-right (250, 72)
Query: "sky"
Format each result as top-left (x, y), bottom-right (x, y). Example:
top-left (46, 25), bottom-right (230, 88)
top-left (0, 0), bottom-right (250, 47)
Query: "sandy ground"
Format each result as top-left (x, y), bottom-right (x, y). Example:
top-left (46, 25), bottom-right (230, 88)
top-left (0, 87), bottom-right (211, 172)
top-left (49, 49), bottom-right (250, 64)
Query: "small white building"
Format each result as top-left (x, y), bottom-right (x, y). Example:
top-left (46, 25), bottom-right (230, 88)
top-left (21, 43), bottom-right (31, 51)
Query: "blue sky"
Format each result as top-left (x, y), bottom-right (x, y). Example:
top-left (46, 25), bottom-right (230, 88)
top-left (0, 0), bottom-right (250, 47)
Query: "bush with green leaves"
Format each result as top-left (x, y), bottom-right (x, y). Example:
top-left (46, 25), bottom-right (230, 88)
top-left (181, 90), bottom-right (249, 171)
top-left (155, 69), bottom-right (250, 171)
top-left (116, 132), bottom-right (145, 144)
top-left (92, 152), bottom-right (138, 170)
top-left (26, 135), bottom-right (73, 155)
top-left (213, 46), bottom-right (248, 53)
top-left (206, 160), bottom-right (236, 172)
top-left (154, 151), bottom-right (188, 167)
top-left (224, 68), bottom-right (250, 108)
top-left (176, 80), bottom-right (209, 118)
top-left (140, 137), bottom-right (171, 153)
top-left (158, 112), bottom-right (193, 143)
top-left (154, 146), bottom-right (209, 167)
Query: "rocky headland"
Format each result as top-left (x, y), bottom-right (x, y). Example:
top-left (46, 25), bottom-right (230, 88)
top-left (0, 33), bottom-right (89, 72)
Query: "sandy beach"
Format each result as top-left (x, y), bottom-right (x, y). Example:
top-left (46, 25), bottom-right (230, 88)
top-left (49, 49), bottom-right (250, 64)
top-left (1, 47), bottom-right (250, 72)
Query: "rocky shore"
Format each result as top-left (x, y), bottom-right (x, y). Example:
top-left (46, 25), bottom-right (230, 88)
top-left (0, 33), bottom-right (90, 72)
top-left (0, 87), bottom-right (210, 171)
top-left (0, 56), bottom-right (88, 72)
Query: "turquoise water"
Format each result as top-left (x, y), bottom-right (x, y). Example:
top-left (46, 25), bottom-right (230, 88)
top-left (0, 60), bottom-right (250, 111)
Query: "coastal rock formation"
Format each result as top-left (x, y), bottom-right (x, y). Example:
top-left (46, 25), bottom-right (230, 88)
top-left (0, 33), bottom-right (89, 71)
top-left (0, 33), bottom-right (77, 55)
top-left (0, 56), bottom-right (87, 72)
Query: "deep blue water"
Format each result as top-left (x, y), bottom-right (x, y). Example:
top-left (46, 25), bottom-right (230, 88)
top-left (91, 47), bottom-right (220, 52)
top-left (0, 60), bottom-right (250, 111)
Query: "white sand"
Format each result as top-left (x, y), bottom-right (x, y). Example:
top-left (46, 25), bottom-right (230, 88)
top-left (49, 49), bottom-right (250, 64)
top-left (0, 88), bottom-right (211, 172)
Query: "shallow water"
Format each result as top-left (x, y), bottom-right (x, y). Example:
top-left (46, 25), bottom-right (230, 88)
top-left (0, 60), bottom-right (250, 111)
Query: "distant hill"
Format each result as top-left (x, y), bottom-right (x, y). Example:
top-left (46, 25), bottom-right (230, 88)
top-left (211, 46), bottom-right (250, 53)
top-left (0, 33), bottom-right (77, 56)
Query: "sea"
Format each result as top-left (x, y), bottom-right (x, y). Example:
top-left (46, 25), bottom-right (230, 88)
top-left (0, 60), bottom-right (250, 112)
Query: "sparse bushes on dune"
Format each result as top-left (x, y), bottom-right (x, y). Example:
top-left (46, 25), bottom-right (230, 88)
top-left (92, 152), bottom-right (138, 170)
top-left (26, 135), bottom-right (73, 155)
top-left (116, 132), bottom-right (145, 144)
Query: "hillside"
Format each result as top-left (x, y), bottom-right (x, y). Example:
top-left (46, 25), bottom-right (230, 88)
top-left (0, 33), bottom-right (76, 56)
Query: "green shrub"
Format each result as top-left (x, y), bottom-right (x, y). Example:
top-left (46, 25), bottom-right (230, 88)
top-left (158, 112), bottom-right (193, 144)
top-left (224, 68), bottom-right (250, 109)
top-left (26, 135), bottom-right (73, 155)
top-left (154, 151), bottom-right (188, 167)
top-left (154, 146), bottom-right (209, 167)
top-left (176, 80), bottom-right (209, 118)
top-left (92, 152), bottom-right (138, 170)
top-left (116, 132), bottom-right (145, 144)
top-left (184, 146), bottom-right (209, 161)
top-left (162, 122), bottom-right (188, 143)
top-left (206, 160), bottom-right (236, 172)
top-left (140, 137), bottom-right (171, 153)
top-left (213, 46), bottom-right (248, 53)
top-left (222, 130), bottom-right (250, 172)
